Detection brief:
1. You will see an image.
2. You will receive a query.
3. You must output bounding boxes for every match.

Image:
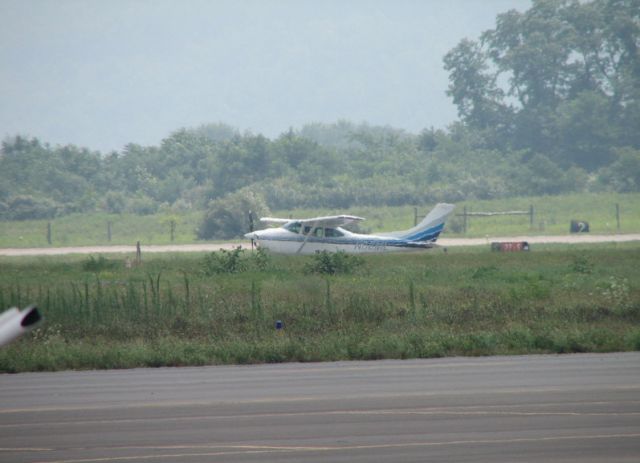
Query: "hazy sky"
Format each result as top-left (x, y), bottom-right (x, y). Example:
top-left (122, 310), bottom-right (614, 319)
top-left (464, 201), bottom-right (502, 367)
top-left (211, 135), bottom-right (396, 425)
top-left (1, 0), bottom-right (530, 152)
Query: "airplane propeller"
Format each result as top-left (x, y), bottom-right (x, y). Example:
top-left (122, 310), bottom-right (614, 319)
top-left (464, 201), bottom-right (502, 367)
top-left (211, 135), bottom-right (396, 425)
top-left (247, 210), bottom-right (255, 251)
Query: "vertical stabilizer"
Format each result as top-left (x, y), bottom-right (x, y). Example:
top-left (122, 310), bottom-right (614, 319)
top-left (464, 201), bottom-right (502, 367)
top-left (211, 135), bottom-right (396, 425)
top-left (383, 203), bottom-right (455, 242)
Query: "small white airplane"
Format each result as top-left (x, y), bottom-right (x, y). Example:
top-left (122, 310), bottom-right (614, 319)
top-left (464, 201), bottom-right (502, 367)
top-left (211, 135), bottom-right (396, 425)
top-left (244, 203), bottom-right (455, 255)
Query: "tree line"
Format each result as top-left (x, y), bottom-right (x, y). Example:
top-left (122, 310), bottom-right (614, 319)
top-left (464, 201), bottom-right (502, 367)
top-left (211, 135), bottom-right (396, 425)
top-left (1, 0), bottom-right (638, 238)
top-left (443, 0), bottom-right (640, 171)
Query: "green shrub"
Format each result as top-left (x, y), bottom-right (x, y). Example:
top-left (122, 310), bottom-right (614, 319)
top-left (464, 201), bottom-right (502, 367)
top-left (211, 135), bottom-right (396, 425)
top-left (304, 250), bottom-right (364, 275)
top-left (201, 246), bottom-right (272, 274)
top-left (570, 254), bottom-right (594, 274)
top-left (252, 246), bottom-right (272, 271)
top-left (202, 247), bottom-right (246, 274)
top-left (82, 255), bottom-right (118, 272)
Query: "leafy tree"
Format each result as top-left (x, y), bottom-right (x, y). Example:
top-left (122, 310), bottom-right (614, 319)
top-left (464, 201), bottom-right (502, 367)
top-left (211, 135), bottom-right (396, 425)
top-left (299, 120), bottom-right (365, 150)
top-left (417, 127), bottom-right (444, 153)
top-left (103, 192), bottom-right (126, 214)
top-left (211, 136), bottom-right (274, 194)
top-left (443, 39), bottom-right (507, 130)
top-left (190, 123), bottom-right (240, 143)
top-left (507, 153), bottom-right (586, 196)
top-left (157, 130), bottom-right (215, 185)
top-left (597, 147), bottom-right (640, 192)
top-left (127, 195), bottom-right (158, 215)
top-left (483, 1), bottom-right (575, 109)
top-left (6, 195), bottom-right (58, 220)
top-left (198, 188), bottom-right (270, 240)
top-left (444, 0), bottom-right (640, 171)
top-left (553, 90), bottom-right (617, 169)
top-left (0, 136), bottom-right (50, 191)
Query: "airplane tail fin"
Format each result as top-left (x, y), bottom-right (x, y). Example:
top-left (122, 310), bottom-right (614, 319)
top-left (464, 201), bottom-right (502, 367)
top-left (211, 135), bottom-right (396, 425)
top-left (383, 203), bottom-right (455, 242)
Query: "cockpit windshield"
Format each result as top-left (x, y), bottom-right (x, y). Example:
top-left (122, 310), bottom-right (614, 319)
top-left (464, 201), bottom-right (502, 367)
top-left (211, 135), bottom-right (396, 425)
top-left (284, 222), bottom-right (302, 234)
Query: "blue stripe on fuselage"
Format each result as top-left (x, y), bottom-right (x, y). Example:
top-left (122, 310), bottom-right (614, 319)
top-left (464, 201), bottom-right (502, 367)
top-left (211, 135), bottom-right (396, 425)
top-left (401, 223), bottom-right (444, 242)
top-left (255, 235), bottom-right (436, 248)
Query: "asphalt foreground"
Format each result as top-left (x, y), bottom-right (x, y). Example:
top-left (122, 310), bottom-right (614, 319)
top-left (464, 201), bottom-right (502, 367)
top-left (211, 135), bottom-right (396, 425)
top-left (1, 353), bottom-right (639, 463)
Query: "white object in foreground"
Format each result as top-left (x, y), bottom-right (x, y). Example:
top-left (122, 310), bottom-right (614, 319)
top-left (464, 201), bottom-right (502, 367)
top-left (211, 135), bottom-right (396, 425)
top-left (0, 305), bottom-right (42, 347)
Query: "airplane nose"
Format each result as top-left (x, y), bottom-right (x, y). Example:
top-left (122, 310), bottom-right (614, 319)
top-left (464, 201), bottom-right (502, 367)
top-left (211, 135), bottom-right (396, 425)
top-left (244, 232), bottom-right (257, 240)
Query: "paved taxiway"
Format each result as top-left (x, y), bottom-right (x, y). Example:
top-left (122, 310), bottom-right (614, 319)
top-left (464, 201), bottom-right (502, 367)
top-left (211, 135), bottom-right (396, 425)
top-left (1, 353), bottom-right (639, 462)
top-left (1, 233), bottom-right (639, 256)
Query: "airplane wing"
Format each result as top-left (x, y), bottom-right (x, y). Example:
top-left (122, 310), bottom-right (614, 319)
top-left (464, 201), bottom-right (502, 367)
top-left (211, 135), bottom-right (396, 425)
top-left (298, 215), bottom-right (365, 228)
top-left (260, 217), bottom-right (292, 225)
top-left (260, 215), bottom-right (365, 228)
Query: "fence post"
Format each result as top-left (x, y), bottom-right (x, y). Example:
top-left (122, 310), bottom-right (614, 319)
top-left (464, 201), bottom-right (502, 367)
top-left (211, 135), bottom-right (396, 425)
top-left (107, 221), bottom-right (112, 242)
top-left (47, 222), bottom-right (52, 245)
top-left (462, 206), bottom-right (468, 234)
top-left (170, 220), bottom-right (176, 242)
top-left (136, 241), bottom-right (142, 265)
top-left (615, 203), bottom-right (620, 231)
top-left (529, 205), bottom-right (534, 229)
top-left (414, 207), bottom-right (418, 226)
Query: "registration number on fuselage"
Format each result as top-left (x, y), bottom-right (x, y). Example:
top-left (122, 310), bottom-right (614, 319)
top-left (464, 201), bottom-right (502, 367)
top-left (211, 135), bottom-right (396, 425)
top-left (354, 242), bottom-right (387, 252)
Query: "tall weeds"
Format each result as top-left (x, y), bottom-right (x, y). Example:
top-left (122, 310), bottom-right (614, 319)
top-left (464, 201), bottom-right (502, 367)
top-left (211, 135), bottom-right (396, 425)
top-left (0, 245), bottom-right (638, 371)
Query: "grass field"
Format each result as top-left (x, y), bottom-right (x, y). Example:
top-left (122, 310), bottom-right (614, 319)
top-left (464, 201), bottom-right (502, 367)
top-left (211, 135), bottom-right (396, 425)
top-left (0, 242), bottom-right (638, 372)
top-left (280, 192), bottom-right (640, 236)
top-left (0, 211), bottom-right (204, 248)
top-left (0, 192), bottom-right (638, 248)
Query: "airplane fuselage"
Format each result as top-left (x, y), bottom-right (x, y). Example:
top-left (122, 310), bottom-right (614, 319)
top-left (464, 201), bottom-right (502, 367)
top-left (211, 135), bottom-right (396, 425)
top-left (245, 203), bottom-right (454, 255)
top-left (249, 227), bottom-right (436, 255)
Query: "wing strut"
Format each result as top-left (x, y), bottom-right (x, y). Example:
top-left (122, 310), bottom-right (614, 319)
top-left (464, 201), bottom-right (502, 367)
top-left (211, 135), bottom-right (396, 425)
top-left (296, 221), bottom-right (319, 254)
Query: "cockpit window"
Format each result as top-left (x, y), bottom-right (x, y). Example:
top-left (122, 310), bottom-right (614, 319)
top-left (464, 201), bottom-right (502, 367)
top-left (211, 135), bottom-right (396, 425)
top-left (285, 223), bottom-right (344, 238)
top-left (303, 226), bottom-right (325, 237)
top-left (284, 222), bottom-right (301, 233)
